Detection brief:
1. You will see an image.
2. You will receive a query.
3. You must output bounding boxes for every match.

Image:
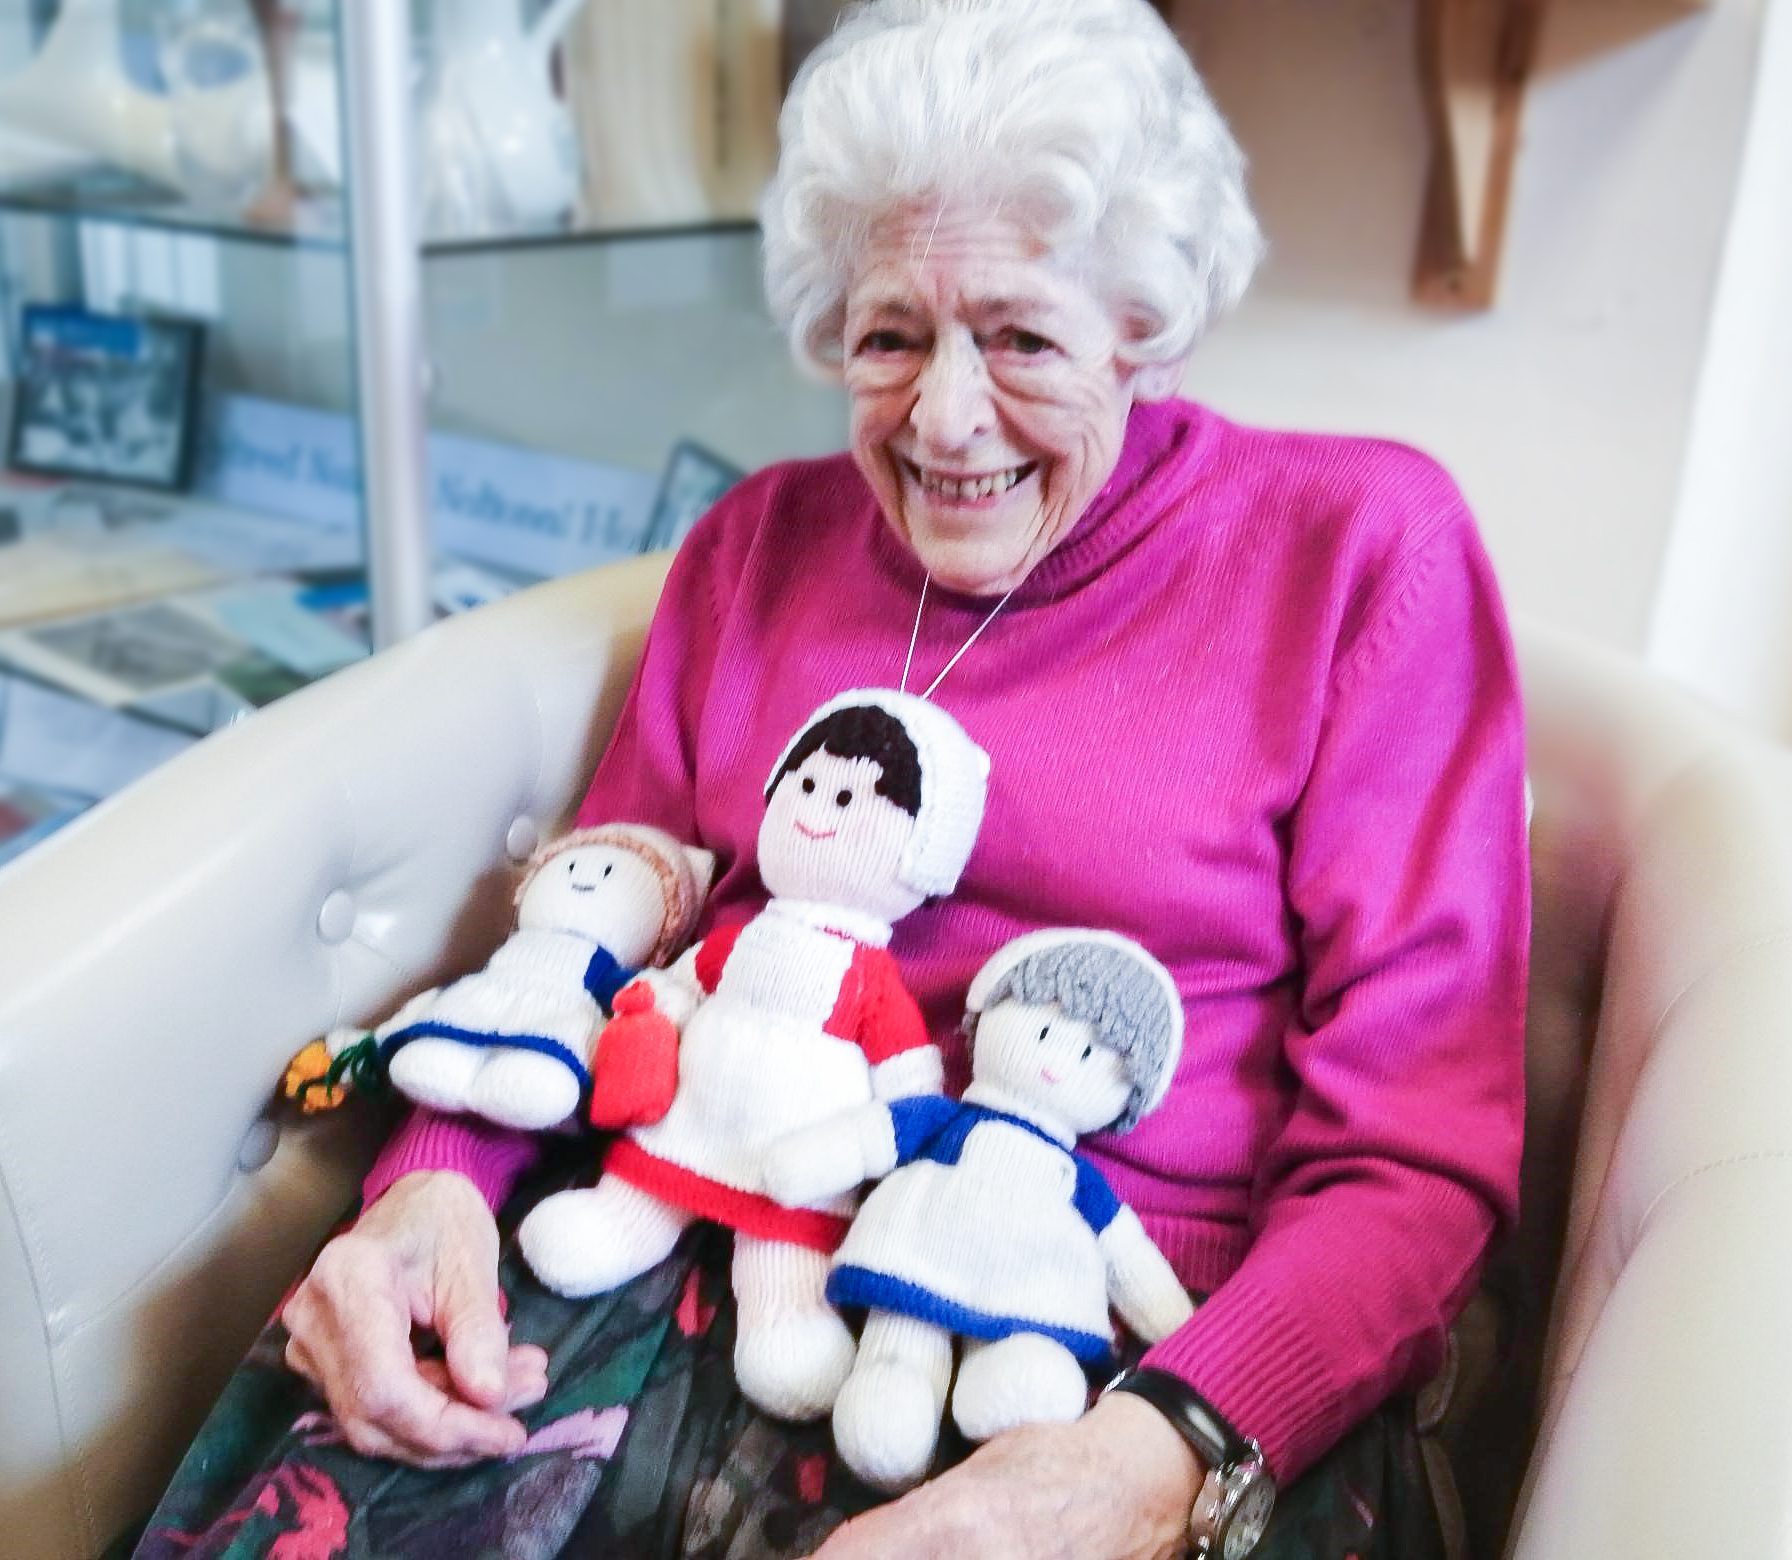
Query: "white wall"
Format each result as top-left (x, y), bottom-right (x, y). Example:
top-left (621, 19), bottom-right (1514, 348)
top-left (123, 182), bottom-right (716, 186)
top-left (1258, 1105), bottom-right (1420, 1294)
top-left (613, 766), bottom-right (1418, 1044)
top-left (1176, 0), bottom-right (1767, 654)
top-left (1647, 0), bottom-right (1792, 732)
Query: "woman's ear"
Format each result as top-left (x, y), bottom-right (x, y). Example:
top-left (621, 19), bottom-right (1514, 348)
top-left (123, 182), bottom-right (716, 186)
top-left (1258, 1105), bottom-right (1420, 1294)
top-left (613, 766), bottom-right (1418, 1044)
top-left (1130, 354), bottom-right (1190, 401)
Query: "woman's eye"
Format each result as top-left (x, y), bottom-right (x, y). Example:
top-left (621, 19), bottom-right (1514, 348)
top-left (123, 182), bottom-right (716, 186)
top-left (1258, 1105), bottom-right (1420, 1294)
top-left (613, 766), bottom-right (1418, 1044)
top-left (1002, 328), bottom-right (1054, 355)
top-left (801, 777), bottom-right (816, 794)
top-left (835, 789), bottom-right (853, 807)
top-left (857, 329), bottom-right (911, 354)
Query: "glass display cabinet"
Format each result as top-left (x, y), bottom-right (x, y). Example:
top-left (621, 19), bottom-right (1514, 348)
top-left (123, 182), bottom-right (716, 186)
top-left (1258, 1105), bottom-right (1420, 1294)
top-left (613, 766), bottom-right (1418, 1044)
top-left (0, 0), bottom-right (848, 867)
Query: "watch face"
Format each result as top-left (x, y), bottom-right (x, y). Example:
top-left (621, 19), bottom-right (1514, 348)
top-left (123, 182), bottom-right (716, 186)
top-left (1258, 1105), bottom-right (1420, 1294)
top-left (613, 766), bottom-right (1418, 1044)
top-left (1222, 1479), bottom-right (1275, 1559)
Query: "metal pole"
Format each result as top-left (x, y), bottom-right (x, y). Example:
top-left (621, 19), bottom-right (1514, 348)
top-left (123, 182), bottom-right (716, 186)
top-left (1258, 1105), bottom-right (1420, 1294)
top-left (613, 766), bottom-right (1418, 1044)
top-left (339, 0), bottom-right (433, 647)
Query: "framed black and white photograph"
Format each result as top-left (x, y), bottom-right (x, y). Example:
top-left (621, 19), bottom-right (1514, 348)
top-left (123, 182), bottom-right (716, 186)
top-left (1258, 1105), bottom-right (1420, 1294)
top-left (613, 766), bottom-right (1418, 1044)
top-left (644, 439), bottom-right (745, 552)
top-left (7, 305), bottom-right (205, 490)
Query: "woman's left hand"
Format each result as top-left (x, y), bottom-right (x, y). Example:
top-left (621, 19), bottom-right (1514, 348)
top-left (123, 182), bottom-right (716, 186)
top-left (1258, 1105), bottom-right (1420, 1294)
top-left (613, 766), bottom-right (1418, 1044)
top-left (812, 1391), bottom-right (1205, 1560)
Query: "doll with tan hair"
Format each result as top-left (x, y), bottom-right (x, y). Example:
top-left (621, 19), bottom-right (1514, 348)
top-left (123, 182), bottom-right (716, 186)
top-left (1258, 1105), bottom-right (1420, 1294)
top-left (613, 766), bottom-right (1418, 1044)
top-left (289, 824), bottom-right (714, 1131)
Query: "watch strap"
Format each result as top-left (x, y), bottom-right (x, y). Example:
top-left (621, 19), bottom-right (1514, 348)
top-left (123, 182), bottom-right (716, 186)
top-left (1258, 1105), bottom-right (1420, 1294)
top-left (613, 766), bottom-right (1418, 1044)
top-left (1104, 1367), bottom-right (1253, 1473)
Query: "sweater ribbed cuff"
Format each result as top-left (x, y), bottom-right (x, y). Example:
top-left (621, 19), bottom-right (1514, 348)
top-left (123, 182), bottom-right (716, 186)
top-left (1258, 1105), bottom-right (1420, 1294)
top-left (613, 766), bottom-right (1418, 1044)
top-left (1139, 1175), bottom-right (1490, 1482)
top-left (362, 1107), bottom-right (543, 1214)
top-left (1141, 1261), bottom-right (1347, 1482)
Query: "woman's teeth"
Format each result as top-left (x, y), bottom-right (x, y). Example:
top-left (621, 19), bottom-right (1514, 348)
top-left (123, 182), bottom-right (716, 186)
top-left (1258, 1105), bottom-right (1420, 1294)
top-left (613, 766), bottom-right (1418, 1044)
top-left (907, 460), bottom-right (1035, 500)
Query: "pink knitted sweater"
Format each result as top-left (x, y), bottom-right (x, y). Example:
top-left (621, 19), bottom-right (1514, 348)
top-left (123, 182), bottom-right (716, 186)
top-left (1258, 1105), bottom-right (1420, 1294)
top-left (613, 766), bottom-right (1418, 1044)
top-left (368, 398), bottom-right (1529, 1480)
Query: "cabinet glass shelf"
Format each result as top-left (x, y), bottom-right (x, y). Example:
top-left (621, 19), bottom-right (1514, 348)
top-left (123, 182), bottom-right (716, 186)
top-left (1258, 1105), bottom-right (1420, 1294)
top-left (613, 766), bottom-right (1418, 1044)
top-left (0, 171), bottom-right (347, 252)
top-left (0, 173), bottom-right (763, 260)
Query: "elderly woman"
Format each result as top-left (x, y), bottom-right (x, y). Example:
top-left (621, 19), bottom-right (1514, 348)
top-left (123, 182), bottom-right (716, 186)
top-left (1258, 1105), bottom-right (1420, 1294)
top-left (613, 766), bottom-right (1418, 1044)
top-left (135, 2), bottom-right (1525, 1557)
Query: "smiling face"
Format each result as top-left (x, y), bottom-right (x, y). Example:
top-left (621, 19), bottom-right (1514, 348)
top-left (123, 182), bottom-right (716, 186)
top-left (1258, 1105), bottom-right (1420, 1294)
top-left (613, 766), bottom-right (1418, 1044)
top-left (517, 842), bottom-right (667, 966)
top-left (973, 997), bottom-right (1132, 1137)
top-left (758, 748), bottom-right (924, 920)
top-left (842, 205), bottom-right (1141, 595)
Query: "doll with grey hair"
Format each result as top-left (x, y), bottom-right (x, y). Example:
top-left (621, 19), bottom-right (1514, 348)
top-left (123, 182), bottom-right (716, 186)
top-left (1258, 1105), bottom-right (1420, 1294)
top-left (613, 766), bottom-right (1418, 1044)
top-left (764, 928), bottom-right (1195, 1492)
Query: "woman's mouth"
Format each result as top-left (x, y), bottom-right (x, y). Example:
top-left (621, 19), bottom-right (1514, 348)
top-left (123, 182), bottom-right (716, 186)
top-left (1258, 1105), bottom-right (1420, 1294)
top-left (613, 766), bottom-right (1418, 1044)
top-left (901, 457), bottom-right (1038, 506)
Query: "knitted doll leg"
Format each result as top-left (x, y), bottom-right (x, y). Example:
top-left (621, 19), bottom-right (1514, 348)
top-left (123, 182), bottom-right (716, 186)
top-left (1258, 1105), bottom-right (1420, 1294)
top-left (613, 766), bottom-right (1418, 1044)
top-left (950, 1333), bottom-right (1089, 1442)
top-left (519, 1175), bottom-right (693, 1297)
top-left (386, 1036), bottom-right (484, 1114)
top-left (831, 1310), bottom-right (953, 1493)
top-left (467, 1047), bottom-right (584, 1131)
top-left (730, 1236), bottom-right (857, 1423)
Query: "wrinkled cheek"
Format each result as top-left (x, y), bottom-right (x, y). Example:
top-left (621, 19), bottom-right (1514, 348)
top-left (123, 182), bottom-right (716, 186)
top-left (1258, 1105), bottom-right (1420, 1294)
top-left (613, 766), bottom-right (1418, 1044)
top-left (849, 396), bottom-right (900, 469)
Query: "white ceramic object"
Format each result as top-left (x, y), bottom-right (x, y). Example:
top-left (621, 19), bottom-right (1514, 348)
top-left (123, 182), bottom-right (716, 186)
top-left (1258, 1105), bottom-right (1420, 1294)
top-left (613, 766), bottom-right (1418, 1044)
top-left (0, 119), bottom-right (96, 186)
top-left (419, 0), bottom-right (588, 240)
top-left (0, 0), bottom-right (179, 188)
top-left (156, 0), bottom-right (275, 211)
top-left (0, 0), bottom-right (274, 211)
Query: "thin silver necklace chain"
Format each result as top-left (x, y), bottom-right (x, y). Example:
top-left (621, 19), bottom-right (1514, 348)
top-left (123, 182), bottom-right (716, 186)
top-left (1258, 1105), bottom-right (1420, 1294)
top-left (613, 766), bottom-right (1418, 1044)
top-left (899, 574), bottom-right (1020, 700)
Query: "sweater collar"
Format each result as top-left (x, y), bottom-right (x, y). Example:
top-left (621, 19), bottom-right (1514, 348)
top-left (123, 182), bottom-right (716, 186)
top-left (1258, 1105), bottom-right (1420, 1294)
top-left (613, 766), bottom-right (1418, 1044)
top-left (870, 396), bottom-right (1215, 609)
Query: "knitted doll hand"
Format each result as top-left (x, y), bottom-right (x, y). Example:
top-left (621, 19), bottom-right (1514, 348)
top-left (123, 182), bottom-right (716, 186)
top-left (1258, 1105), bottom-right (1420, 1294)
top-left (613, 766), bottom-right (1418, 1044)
top-left (588, 981), bottom-right (680, 1129)
top-left (1100, 1206), bottom-right (1196, 1344)
top-left (764, 1104), bottom-right (897, 1209)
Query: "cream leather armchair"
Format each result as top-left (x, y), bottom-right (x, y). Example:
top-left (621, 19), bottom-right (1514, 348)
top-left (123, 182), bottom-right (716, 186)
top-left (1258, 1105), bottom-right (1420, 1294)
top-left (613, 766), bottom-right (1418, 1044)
top-left (1, 553), bottom-right (1788, 1560)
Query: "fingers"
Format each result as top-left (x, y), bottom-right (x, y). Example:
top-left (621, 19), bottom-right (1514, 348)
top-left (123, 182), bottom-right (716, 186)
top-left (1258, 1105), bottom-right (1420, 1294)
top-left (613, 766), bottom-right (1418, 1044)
top-left (811, 1435), bottom-right (1097, 1560)
top-left (417, 1348), bottom-right (548, 1413)
top-left (281, 1221), bottom-right (531, 1467)
top-left (815, 1504), bottom-right (940, 1560)
top-left (434, 1252), bottom-right (511, 1409)
top-left (504, 1344), bottom-right (551, 1409)
top-left (286, 1316), bottom-right (530, 1464)
top-left (812, 1481), bottom-right (976, 1560)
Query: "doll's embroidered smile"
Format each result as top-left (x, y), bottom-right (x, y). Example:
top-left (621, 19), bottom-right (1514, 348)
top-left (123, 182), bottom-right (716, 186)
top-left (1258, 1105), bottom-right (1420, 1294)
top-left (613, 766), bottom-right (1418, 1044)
top-left (795, 822), bottom-right (840, 840)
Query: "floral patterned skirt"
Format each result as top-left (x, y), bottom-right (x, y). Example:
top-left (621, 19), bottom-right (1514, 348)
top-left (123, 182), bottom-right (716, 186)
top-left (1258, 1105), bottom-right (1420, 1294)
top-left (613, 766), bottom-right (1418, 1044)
top-left (133, 1157), bottom-right (1453, 1560)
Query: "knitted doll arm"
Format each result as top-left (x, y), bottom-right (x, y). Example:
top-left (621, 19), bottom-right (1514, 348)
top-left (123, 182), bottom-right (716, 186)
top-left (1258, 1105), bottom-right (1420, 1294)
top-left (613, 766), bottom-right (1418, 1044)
top-left (762, 1102), bottom-right (898, 1209)
top-left (1100, 1204), bottom-right (1197, 1344)
top-left (869, 1045), bottom-right (943, 1101)
top-left (620, 935), bottom-right (710, 1029)
top-left (765, 1094), bottom-right (960, 1206)
top-left (366, 985), bottom-right (444, 1044)
top-left (856, 946), bottom-right (943, 1100)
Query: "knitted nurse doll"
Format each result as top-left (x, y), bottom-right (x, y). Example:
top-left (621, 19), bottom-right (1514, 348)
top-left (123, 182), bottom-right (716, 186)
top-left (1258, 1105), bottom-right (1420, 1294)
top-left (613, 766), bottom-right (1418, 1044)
top-left (518, 689), bottom-right (990, 1422)
top-left (295, 825), bottom-right (713, 1130)
top-left (763, 929), bottom-right (1194, 1492)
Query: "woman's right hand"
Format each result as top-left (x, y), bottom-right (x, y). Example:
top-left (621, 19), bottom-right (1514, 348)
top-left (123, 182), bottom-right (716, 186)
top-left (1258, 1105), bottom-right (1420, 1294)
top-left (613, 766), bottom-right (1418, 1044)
top-left (281, 1170), bottom-right (548, 1466)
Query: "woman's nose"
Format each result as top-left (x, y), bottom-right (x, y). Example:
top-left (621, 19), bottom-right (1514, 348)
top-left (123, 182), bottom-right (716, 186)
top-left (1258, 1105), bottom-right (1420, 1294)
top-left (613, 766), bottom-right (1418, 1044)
top-left (909, 334), bottom-right (994, 453)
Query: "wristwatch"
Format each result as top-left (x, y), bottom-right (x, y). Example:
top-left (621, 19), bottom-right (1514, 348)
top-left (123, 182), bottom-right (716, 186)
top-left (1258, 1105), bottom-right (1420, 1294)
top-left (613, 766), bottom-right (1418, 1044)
top-left (1102, 1367), bottom-right (1276, 1559)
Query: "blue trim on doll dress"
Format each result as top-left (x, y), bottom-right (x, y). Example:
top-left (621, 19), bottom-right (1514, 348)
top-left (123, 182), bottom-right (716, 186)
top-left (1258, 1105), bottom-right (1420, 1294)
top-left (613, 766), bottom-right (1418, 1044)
top-left (826, 1267), bottom-right (1114, 1365)
top-left (886, 1097), bottom-right (1125, 1234)
top-left (377, 949), bottom-right (638, 1092)
top-left (377, 1021), bottom-right (593, 1089)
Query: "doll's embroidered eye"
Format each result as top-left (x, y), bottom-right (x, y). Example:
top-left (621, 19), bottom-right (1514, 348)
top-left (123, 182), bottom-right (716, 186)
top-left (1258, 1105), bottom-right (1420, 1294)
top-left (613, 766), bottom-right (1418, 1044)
top-left (603, 864), bottom-right (613, 878)
top-left (835, 789), bottom-right (853, 807)
top-left (1081, 1044), bottom-right (1093, 1060)
top-left (1038, 1025), bottom-right (1050, 1041)
top-left (800, 776), bottom-right (816, 794)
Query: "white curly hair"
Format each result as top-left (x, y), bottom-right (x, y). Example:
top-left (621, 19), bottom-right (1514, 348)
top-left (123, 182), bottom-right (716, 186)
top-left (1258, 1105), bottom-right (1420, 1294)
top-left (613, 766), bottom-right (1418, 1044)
top-left (761, 0), bottom-right (1264, 381)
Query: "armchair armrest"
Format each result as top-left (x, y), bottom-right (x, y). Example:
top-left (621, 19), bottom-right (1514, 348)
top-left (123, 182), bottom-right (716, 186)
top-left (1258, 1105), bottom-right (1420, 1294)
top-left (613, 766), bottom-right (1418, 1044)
top-left (1508, 621), bottom-right (1792, 1557)
top-left (0, 551), bottom-right (671, 1560)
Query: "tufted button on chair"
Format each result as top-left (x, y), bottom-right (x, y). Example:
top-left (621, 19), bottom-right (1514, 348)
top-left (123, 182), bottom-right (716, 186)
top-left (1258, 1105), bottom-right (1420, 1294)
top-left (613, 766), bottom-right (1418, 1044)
top-left (1, 553), bottom-right (1788, 1560)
